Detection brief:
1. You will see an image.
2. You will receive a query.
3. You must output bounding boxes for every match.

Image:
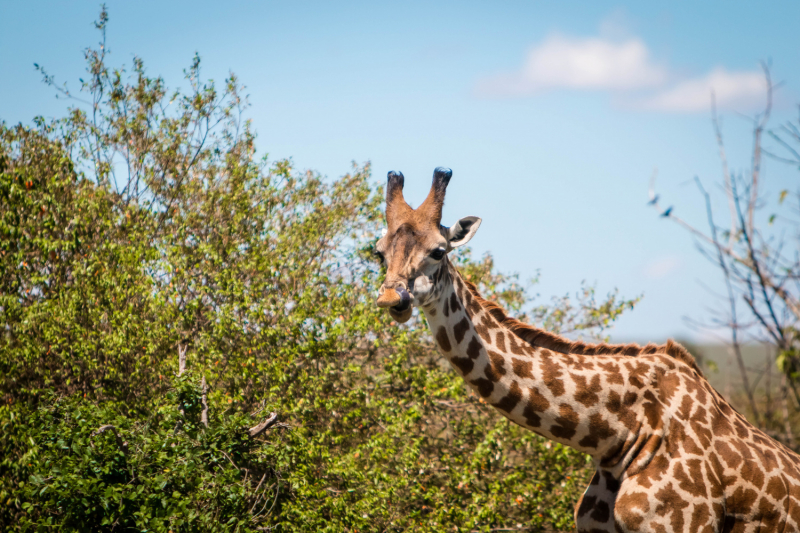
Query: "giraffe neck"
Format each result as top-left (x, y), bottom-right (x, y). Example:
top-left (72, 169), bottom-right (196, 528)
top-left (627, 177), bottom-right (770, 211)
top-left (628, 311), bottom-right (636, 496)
top-left (420, 260), bottom-right (647, 463)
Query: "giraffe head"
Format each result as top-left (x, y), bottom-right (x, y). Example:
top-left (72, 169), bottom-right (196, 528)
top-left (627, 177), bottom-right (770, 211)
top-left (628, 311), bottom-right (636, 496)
top-left (375, 167), bottom-right (481, 322)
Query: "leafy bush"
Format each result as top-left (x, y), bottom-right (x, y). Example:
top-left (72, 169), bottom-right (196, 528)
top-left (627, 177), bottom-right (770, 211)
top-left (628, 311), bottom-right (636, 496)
top-left (2, 375), bottom-right (279, 532)
top-left (1, 9), bottom-right (637, 532)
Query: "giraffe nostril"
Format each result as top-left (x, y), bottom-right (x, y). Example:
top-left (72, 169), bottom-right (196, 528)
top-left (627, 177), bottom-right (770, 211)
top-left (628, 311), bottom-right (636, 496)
top-left (397, 287), bottom-right (411, 305)
top-left (390, 287), bottom-right (411, 312)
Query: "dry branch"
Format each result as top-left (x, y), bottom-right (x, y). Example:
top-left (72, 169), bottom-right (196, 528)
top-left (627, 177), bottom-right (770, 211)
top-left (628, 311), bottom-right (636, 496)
top-left (248, 412), bottom-right (279, 438)
top-left (91, 424), bottom-right (128, 454)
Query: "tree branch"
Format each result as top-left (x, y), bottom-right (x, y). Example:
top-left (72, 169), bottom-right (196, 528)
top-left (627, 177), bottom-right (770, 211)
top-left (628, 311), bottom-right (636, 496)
top-left (248, 412), bottom-right (279, 438)
top-left (91, 424), bottom-right (128, 455)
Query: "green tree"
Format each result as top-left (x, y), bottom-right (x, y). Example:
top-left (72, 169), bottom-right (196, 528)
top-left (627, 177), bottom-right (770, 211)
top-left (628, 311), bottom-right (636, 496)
top-left (1, 9), bottom-right (637, 531)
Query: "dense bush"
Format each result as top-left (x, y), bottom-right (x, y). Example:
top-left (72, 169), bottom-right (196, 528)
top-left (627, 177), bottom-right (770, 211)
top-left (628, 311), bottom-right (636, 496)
top-left (0, 10), bottom-right (637, 532)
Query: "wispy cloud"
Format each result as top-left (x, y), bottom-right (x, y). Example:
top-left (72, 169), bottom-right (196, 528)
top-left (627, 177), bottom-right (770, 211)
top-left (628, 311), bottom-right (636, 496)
top-left (476, 35), bottom-right (666, 97)
top-left (643, 255), bottom-right (682, 279)
top-left (631, 68), bottom-right (766, 113)
top-left (476, 31), bottom-right (767, 113)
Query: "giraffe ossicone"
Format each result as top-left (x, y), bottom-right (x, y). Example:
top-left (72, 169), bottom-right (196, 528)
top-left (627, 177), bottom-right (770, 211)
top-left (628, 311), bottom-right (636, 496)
top-left (375, 167), bottom-right (800, 533)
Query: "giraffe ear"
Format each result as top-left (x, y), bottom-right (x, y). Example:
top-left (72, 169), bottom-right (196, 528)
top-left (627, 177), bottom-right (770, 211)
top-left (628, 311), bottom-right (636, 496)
top-left (446, 216), bottom-right (481, 250)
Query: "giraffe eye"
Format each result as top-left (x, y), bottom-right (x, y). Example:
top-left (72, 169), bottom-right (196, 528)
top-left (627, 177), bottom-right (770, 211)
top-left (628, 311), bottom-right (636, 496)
top-left (429, 249), bottom-right (446, 261)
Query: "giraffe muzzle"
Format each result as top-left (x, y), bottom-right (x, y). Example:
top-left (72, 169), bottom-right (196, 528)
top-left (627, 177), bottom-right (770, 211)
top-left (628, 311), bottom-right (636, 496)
top-left (377, 287), bottom-right (412, 312)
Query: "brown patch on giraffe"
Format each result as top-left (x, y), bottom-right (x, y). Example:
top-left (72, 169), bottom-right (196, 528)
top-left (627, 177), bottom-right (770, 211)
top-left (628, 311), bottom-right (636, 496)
top-left (470, 376), bottom-right (494, 398)
top-left (633, 450), bottom-right (669, 488)
top-left (706, 453), bottom-right (726, 498)
top-left (753, 432), bottom-right (774, 448)
top-left (467, 293), bottom-right (481, 315)
top-left (642, 389), bottom-right (663, 429)
top-left (512, 358), bottom-right (533, 379)
top-left (757, 497), bottom-right (782, 533)
top-left (495, 330), bottom-right (507, 353)
top-left (522, 404), bottom-right (542, 428)
top-left (427, 306), bottom-right (437, 317)
top-left (442, 297), bottom-right (450, 318)
top-left (694, 380), bottom-right (709, 405)
top-left (596, 361), bottom-right (624, 385)
top-left (653, 482), bottom-right (689, 531)
top-left (486, 353), bottom-right (506, 381)
top-left (436, 326), bottom-right (451, 352)
top-left (493, 381), bottom-right (522, 413)
top-left (721, 515), bottom-right (745, 533)
top-left (623, 391), bottom-right (638, 406)
top-left (615, 491), bottom-right (651, 531)
top-left (691, 420), bottom-right (713, 450)
top-left (762, 448), bottom-right (779, 472)
top-left (741, 459), bottom-right (765, 490)
top-left (673, 459), bottom-right (708, 498)
top-left (466, 336), bottom-right (482, 360)
top-left (689, 502), bottom-right (712, 533)
top-left (590, 500), bottom-right (610, 524)
top-left (572, 373), bottom-right (602, 408)
top-left (730, 437), bottom-right (754, 463)
top-left (522, 387), bottom-right (551, 429)
top-left (729, 485), bottom-right (759, 515)
top-left (474, 323), bottom-right (490, 344)
top-left (450, 292), bottom-right (461, 314)
top-left (710, 407), bottom-right (734, 437)
top-left (539, 351), bottom-right (566, 397)
top-left (605, 390), bottom-right (637, 432)
top-left (551, 403), bottom-right (580, 440)
top-left (625, 360), bottom-right (651, 389)
top-left (480, 312), bottom-right (497, 333)
top-left (733, 417), bottom-right (750, 440)
top-left (575, 494), bottom-right (596, 519)
top-left (676, 394), bottom-right (693, 421)
top-left (450, 356), bottom-right (474, 376)
top-left (765, 476), bottom-right (785, 501)
top-left (528, 386), bottom-right (550, 413)
top-left (578, 413), bottom-right (616, 449)
top-left (507, 333), bottom-right (526, 356)
top-left (570, 356), bottom-right (597, 372)
top-left (659, 370), bottom-right (682, 401)
top-left (452, 317), bottom-right (470, 345)
top-left (668, 418), bottom-right (703, 456)
top-left (602, 471), bottom-right (619, 492)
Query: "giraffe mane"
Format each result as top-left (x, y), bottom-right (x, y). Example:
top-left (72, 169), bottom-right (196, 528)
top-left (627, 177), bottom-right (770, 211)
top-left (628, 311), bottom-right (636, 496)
top-left (457, 272), bottom-right (704, 377)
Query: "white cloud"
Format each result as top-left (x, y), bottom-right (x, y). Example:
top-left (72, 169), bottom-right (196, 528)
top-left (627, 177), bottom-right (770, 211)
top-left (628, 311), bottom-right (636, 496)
top-left (644, 255), bottom-right (682, 280)
top-left (633, 68), bottom-right (767, 113)
top-left (476, 35), bottom-right (666, 97)
top-left (475, 29), bottom-right (770, 114)
top-left (632, 68), bottom-right (766, 113)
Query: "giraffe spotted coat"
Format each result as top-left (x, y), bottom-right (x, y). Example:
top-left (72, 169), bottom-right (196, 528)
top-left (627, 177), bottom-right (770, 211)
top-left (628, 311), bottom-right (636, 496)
top-left (375, 167), bottom-right (800, 532)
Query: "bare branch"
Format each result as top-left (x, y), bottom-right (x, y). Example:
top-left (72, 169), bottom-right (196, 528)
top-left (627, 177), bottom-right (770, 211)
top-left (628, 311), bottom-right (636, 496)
top-left (248, 412), bottom-right (279, 438)
top-left (178, 344), bottom-right (187, 376)
top-left (697, 177), bottom-right (760, 423)
top-left (91, 424), bottom-right (128, 454)
top-left (201, 375), bottom-right (209, 428)
top-left (711, 92), bottom-right (738, 249)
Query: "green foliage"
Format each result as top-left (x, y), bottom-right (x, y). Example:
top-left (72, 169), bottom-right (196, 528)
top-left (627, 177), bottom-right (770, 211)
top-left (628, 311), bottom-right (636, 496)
top-left (1, 10), bottom-right (638, 532)
top-left (2, 376), bottom-right (278, 532)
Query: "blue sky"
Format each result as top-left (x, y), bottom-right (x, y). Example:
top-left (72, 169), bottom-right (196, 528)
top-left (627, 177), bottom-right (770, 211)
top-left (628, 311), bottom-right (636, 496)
top-left (2, 1), bottom-right (799, 342)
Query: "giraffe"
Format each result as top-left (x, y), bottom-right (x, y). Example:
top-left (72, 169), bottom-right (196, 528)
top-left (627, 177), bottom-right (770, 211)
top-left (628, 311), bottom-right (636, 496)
top-left (374, 167), bottom-right (800, 532)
